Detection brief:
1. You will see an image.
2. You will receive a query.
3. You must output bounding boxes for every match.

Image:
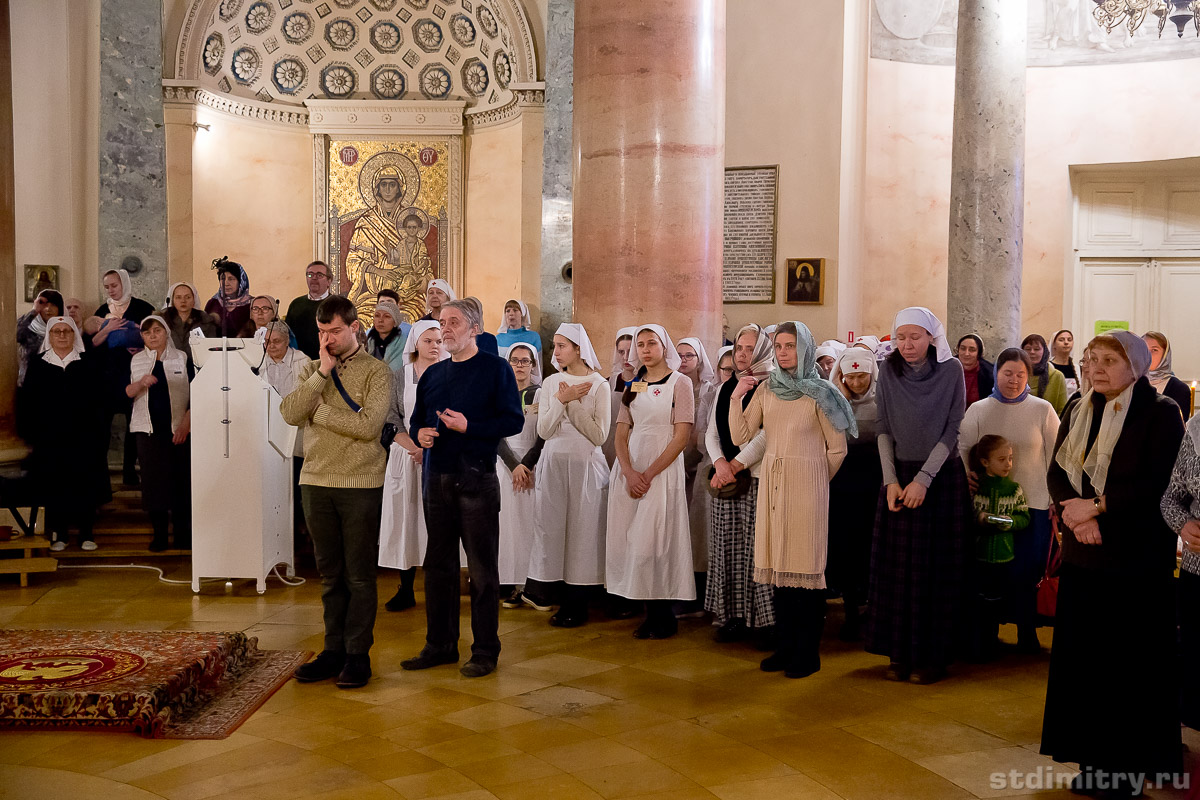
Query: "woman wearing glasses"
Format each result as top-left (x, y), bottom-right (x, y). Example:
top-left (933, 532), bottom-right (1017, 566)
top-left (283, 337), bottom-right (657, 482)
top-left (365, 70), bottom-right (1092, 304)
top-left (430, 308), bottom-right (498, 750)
top-left (497, 343), bottom-right (545, 608)
top-left (529, 324), bottom-right (611, 627)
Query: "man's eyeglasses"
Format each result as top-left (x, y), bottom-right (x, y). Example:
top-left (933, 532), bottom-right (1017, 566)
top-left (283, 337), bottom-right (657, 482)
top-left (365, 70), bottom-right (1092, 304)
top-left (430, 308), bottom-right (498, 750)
top-left (509, 358), bottom-right (533, 367)
top-left (306, 271), bottom-right (329, 280)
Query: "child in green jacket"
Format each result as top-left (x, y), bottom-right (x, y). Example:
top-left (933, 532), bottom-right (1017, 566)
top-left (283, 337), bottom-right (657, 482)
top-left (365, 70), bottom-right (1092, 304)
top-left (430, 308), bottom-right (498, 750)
top-left (969, 434), bottom-right (1030, 660)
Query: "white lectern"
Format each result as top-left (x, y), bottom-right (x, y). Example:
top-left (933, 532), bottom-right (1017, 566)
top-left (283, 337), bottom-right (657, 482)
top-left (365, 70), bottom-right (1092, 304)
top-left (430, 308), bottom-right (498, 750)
top-left (190, 338), bottom-right (297, 593)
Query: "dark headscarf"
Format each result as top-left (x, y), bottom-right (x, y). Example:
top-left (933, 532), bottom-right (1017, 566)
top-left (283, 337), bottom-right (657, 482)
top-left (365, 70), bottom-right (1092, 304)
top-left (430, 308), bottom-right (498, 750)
top-left (1022, 333), bottom-right (1051, 399)
top-left (210, 256), bottom-right (250, 311)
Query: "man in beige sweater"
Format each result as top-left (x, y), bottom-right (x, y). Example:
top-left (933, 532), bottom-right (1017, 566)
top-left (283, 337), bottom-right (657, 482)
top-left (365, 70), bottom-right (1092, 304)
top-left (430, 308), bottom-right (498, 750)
top-left (281, 296), bottom-right (392, 689)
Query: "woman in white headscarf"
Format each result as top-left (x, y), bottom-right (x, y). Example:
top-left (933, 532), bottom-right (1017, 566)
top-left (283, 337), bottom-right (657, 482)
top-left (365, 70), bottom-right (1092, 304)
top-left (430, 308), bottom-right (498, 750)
top-left (496, 299), bottom-right (541, 353)
top-left (18, 317), bottom-right (111, 550)
top-left (704, 324), bottom-right (775, 644)
top-left (866, 306), bottom-right (970, 685)
top-left (602, 326), bottom-right (639, 468)
top-left (497, 343), bottom-right (545, 601)
top-left (606, 324), bottom-right (695, 639)
top-left (529, 322), bottom-right (611, 627)
top-left (826, 347), bottom-right (883, 640)
top-left (162, 281), bottom-right (218, 352)
top-left (421, 279), bottom-right (457, 322)
top-left (379, 319), bottom-right (450, 611)
top-left (1044, 331), bottom-right (1185, 792)
top-left (90, 268), bottom-right (155, 487)
top-left (729, 321), bottom-right (853, 679)
top-left (126, 315), bottom-right (194, 552)
top-left (677, 336), bottom-right (720, 610)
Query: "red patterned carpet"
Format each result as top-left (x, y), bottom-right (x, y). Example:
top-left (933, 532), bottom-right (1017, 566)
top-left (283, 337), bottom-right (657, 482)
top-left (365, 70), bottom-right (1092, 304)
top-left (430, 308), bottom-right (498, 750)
top-left (0, 630), bottom-right (309, 738)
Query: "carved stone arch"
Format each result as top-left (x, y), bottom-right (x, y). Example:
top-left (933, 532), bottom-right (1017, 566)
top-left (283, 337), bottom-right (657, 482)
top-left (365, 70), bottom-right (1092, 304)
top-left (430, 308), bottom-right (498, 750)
top-left (171, 0), bottom-right (539, 87)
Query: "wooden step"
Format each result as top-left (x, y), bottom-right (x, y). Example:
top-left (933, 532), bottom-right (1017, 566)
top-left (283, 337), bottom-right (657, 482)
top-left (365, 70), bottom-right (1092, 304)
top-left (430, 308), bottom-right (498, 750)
top-left (0, 537), bottom-right (57, 586)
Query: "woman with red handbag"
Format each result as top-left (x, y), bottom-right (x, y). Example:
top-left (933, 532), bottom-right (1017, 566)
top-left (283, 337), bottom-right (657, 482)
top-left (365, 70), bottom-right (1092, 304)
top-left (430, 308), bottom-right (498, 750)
top-left (1041, 331), bottom-right (1184, 797)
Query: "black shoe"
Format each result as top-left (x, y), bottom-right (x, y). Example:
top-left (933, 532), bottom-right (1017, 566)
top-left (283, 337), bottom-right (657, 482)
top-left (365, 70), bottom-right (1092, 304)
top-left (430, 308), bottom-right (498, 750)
top-left (633, 615), bottom-right (677, 640)
top-left (521, 592), bottom-right (554, 612)
top-left (785, 655), bottom-right (821, 679)
top-left (460, 655), bottom-right (497, 678)
top-left (550, 608), bottom-right (587, 628)
top-left (714, 618), bottom-right (748, 643)
top-left (838, 612), bottom-right (862, 642)
top-left (336, 654), bottom-right (371, 688)
top-left (294, 650), bottom-right (346, 682)
top-left (501, 588), bottom-right (525, 609)
top-left (385, 585), bottom-right (416, 612)
top-left (401, 646), bottom-right (458, 671)
top-left (884, 662), bottom-right (910, 682)
top-left (760, 651), bottom-right (789, 672)
top-left (909, 666), bottom-right (947, 685)
top-left (148, 536), bottom-right (169, 553)
top-left (607, 597), bottom-right (640, 620)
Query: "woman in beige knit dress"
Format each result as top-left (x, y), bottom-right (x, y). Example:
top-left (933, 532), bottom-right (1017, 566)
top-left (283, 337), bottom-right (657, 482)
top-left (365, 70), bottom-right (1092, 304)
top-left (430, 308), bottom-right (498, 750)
top-left (729, 321), bottom-right (855, 678)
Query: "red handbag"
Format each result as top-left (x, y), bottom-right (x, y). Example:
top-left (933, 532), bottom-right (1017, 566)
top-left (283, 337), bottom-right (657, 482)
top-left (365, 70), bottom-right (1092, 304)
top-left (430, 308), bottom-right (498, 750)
top-left (1037, 509), bottom-right (1063, 618)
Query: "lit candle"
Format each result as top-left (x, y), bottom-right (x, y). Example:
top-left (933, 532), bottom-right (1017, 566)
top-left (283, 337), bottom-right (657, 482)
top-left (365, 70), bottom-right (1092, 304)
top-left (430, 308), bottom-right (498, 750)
top-left (1191, 381), bottom-right (1196, 418)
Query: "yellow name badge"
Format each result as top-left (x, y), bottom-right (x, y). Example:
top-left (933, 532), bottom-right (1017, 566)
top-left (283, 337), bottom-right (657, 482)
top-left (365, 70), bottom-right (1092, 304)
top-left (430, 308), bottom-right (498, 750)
top-left (631, 382), bottom-right (649, 393)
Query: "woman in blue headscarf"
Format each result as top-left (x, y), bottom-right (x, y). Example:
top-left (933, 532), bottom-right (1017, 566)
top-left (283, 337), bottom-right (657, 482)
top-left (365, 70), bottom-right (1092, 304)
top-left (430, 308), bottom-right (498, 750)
top-left (728, 320), bottom-right (853, 679)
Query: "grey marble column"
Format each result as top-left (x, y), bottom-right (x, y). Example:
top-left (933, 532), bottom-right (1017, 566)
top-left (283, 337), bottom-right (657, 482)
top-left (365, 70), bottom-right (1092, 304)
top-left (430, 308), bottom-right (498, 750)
top-left (99, 0), bottom-right (168, 306)
top-left (537, 0), bottom-right (574, 347)
top-left (946, 0), bottom-right (1026, 357)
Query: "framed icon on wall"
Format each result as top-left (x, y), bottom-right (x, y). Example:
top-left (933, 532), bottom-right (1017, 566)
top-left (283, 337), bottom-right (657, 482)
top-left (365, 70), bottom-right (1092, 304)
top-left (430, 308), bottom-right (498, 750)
top-left (24, 265), bottom-right (58, 303)
top-left (785, 258), bottom-right (824, 305)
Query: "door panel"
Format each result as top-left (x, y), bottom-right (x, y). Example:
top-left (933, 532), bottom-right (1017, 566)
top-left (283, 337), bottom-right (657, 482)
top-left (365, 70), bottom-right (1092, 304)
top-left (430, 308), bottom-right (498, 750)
top-left (1079, 259), bottom-right (1151, 342)
top-left (1156, 259), bottom-right (1200, 383)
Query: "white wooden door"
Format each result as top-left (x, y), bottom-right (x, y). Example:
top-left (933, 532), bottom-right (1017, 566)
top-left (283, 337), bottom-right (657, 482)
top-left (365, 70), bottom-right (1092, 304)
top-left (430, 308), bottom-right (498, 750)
top-left (1079, 258), bottom-right (1152, 341)
top-left (1155, 258), bottom-right (1200, 382)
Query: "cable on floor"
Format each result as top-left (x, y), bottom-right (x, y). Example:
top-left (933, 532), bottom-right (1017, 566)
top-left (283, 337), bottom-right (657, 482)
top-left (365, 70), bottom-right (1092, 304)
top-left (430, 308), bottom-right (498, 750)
top-left (56, 563), bottom-right (305, 587)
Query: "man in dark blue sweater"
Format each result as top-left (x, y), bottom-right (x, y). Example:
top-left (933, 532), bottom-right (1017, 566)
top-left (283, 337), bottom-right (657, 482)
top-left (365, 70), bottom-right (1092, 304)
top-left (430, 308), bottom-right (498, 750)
top-left (402, 299), bottom-right (524, 677)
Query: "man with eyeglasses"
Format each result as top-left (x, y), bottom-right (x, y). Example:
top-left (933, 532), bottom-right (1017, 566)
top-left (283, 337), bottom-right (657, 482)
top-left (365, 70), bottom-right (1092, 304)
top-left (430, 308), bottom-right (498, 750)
top-left (285, 261), bottom-right (334, 359)
top-left (401, 299), bottom-right (524, 679)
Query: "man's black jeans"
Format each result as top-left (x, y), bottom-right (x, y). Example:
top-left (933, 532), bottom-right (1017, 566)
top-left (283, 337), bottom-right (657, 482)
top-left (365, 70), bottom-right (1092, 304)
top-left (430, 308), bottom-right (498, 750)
top-left (422, 466), bottom-right (502, 661)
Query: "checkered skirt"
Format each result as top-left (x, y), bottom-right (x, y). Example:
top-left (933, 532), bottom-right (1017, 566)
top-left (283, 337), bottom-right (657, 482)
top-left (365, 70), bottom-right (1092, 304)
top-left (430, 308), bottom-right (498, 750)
top-left (864, 458), bottom-right (972, 669)
top-left (704, 479), bottom-right (776, 628)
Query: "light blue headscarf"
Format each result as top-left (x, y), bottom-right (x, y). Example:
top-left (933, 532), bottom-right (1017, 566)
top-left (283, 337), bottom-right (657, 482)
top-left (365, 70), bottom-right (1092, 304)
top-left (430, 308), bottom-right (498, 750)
top-left (767, 321), bottom-right (858, 437)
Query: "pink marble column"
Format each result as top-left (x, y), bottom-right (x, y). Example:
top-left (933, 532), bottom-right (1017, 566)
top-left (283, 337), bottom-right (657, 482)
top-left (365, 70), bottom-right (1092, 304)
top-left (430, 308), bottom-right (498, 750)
top-left (572, 0), bottom-right (726, 360)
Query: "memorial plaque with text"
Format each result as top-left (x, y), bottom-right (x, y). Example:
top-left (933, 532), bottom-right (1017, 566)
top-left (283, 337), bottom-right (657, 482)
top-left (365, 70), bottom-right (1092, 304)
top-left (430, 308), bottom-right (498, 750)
top-left (723, 166), bottom-right (778, 303)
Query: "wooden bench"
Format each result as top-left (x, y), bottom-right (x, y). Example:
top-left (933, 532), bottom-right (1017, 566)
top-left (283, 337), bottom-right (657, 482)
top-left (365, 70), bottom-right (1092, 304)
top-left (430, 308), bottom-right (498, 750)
top-left (0, 536), bottom-right (57, 586)
top-left (0, 463), bottom-right (40, 536)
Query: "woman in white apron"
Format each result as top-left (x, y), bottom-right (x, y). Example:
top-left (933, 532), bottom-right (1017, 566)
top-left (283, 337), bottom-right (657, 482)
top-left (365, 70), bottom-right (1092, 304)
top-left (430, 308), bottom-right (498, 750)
top-left (677, 336), bottom-right (720, 610)
top-left (497, 343), bottom-right (544, 595)
top-left (602, 327), bottom-right (638, 468)
top-left (380, 320), bottom-right (446, 611)
top-left (606, 324), bottom-right (696, 639)
top-left (531, 323), bottom-right (611, 627)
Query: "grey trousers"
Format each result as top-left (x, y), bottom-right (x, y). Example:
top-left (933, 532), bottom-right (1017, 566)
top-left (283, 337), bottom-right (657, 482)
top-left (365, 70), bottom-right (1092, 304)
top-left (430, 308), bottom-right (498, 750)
top-left (302, 485), bottom-right (383, 655)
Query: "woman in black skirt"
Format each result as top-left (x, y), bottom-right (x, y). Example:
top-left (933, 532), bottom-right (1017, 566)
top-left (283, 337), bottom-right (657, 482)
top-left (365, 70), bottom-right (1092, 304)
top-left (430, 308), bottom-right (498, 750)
top-left (19, 317), bottom-right (111, 550)
top-left (827, 345), bottom-right (882, 640)
top-left (125, 315), bottom-right (194, 552)
top-left (1042, 331), bottom-right (1184, 797)
top-left (865, 307), bottom-right (970, 685)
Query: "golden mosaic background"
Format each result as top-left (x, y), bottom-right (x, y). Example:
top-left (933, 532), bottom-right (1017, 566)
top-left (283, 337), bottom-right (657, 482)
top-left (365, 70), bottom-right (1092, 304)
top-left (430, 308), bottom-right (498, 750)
top-left (327, 139), bottom-right (451, 322)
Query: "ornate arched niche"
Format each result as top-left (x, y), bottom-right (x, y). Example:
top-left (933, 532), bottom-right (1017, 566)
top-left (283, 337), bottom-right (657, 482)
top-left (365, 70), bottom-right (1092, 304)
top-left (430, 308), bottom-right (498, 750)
top-left (165, 0), bottom-right (544, 318)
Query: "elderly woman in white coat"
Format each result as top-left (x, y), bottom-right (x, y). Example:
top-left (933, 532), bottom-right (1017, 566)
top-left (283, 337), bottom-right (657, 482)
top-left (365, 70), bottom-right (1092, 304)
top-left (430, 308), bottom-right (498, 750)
top-left (126, 315), bottom-right (193, 552)
top-left (607, 324), bottom-right (695, 639)
top-left (530, 323), bottom-right (611, 627)
top-left (379, 319), bottom-right (449, 611)
top-left (497, 343), bottom-right (544, 603)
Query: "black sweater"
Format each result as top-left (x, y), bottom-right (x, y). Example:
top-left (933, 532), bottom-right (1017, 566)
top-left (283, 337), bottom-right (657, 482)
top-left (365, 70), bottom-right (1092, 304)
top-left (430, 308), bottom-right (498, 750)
top-left (409, 349), bottom-right (525, 474)
top-left (1047, 377), bottom-right (1184, 575)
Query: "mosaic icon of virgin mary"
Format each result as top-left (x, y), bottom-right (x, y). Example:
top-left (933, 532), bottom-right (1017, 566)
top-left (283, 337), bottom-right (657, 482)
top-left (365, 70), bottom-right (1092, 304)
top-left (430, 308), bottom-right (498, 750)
top-left (344, 156), bottom-right (431, 322)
